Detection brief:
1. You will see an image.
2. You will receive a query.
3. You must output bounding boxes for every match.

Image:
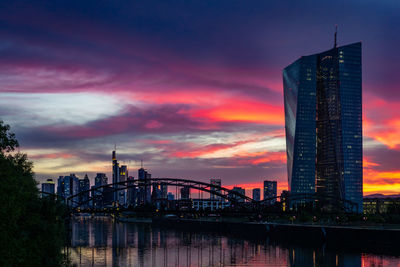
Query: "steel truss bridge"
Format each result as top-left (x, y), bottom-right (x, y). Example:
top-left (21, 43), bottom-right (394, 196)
top-left (66, 177), bottom-right (256, 208)
top-left (42, 177), bottom-right (358, 213)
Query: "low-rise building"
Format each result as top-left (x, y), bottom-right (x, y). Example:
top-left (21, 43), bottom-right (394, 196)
top-left (192, 199), bottom-right (229, 211)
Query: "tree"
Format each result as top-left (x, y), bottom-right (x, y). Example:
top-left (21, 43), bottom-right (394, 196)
top-left (0, 120), bottom-right (68, 266)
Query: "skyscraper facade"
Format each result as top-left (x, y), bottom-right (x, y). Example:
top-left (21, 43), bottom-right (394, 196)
top-left (119, 165), bottom-right (128, 206)
top-left (41, 178), bottom-right (55, 197)
top-left (57, 174), bottom-right (80, 206)
top-left (160, 183), bottom-right (168, 199)
top-left (126, 176), bottom-right (137, 207)
top-left (263, 180), bottom-right (277, 204)
top-left (283, 41), bottom-right (363, 212)
top-left (210, 178), bottom-right (222, 200)
top-left (79, 174), bottom-right (90, 207)
top-left (93, 173), bottom-right (108, 208)
top-left (95, 173), bottom-right (108, 187)
top-left (252, 188), bottom-right (261, 201)
top-left (180, 186), bottom-right (190, 199)
top-left (229, 187), bottom-right (245, 203)
top-left (112, 150), bottom-right (119, 203)
top-left (138, 167), bottom-right (151, 204)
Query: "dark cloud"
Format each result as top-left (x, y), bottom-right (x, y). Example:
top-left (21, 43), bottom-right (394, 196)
top-left (365, 146), bottom-right (400, 172)
top-left (1, 0), bottom-right (399, 99)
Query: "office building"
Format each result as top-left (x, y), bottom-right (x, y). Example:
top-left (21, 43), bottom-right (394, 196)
top-left (167, 192), bottom-right (175, 201)
top-left (57, 174), bottom-right (80, 206)
top-left (126, 176), bottom-right (137, 207)
top-left (152, 183), bottom-right (162, 200)
top-left (138, 167), bottom-right (151, 204)
top-left (210, 179), bottom-right (222, 200)
top-left (41, 179), bottom-right (55, 197)
top-left (192, 199), bottom-right (229, 211)
top-left (93, 173), bottom-right (108, 208)
top-left (363, 197), bottom-right (400, 215)
top-left (283, 40), bottom-right (362, 212)
top-left (57, 176), bottom-right (64, 198)
top-left (79, 174), bottom-right (90, 207)
top-left (119, 165), bottom-right (128, 206)
top-left (252, 188), bottom-right (261, 201)
top-left (281, 190), bottom-right (290, 212)
top-left (264, 180), bottom-right (277, 204)
top-left (180, 186), bottom-right (190, 199)
top-left (229, 187), bottom-right (245, 203)
top-left (160, 182), bottom-right (168, 199)
top-left (112, 150), bottom-right (119, 203)
top-left (95, 173), bottom-right (108, 187)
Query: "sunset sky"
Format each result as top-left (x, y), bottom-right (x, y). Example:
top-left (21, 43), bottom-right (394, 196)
top-left (1, 1), bottom-right (399, 196)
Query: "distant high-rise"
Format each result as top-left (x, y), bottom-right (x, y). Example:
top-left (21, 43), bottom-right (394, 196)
top-left (57, 176), bottom-right (64, 198)
top-left (210, 179), bottom-right (221, 200)
top-left (230, 187), bottom-right (245, 203)
top-left (93, 173), bottom-right (108, 208)
top-left (252, 188), bottom-right (261, 201)
top-left (138, 167), bottom-right (151, 204)
top-left (180, 186), bottom-right (190, 199)
top-left (152, 183), bottom-right (162, 201)
top-left (41, 179), bottom-right (55, 197)
top-left (119, 165), bottom-right (128, 205)
top-left (263, 180), bottom-right (277, 204)
top-left (79, 174), bottom-right (90, 207)
top-left (283, 41), bottom-right (363, 212)
top-left (160, 182), bottom-right (168, 199)
top-left (126, 176), bottom-right (137, 207)
top-left (58, 174), bottom-right (79, 206)
top-left (167, 192), bottom-right (175, 201)
top-left (112, 150), bottom-right (119, 203)
top-left (94, 173), bottom-right (108, 187)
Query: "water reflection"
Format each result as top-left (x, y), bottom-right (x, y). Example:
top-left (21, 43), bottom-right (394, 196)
top-left (68, 217), bottom-right (400, 267)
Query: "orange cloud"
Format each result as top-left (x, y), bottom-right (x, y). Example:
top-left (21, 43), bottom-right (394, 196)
top-left (371, 119), bottom-right (400, 149)
top-left (364, 96), bottom-right (400, 149)
top-left (363, 157), bottom-right (379, 168)
top-left (128, 90), bottom-right (284, 125)
top-left (170, 140), bottom-right (252, 158)
top-left (364, 168), bottom-right (400, 194)
top-left (193, 100), bottom-right (283, 125)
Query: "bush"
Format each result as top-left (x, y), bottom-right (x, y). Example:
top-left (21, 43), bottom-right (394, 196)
top-left (0, 120), bottom-right (68, 266)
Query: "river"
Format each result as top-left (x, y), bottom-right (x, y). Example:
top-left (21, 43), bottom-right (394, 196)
top-left (67, 217), bottom-right (400, 266)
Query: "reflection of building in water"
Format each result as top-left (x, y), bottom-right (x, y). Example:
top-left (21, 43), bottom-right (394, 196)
top-left (93, 218), bottom-right (108, 247)
top-left (112, 221), bottom-right (127, 266)
top-left (137, 223), bottom-right (152, 266)
top-left (289, 247), bottom-right (361, 267)
top-left (70, 219), bottom-right (90, 247)
top-left (68, 218), bottom-right (368, 267)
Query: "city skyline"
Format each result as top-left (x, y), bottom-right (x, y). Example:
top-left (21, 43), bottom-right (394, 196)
top-left (1, 1), bottom-right (399, 196)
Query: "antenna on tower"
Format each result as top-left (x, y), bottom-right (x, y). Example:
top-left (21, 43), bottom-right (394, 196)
top-left (141, 159), bottom-right (143, 168)
top-left (114, 143), bottom-right (117, 151)
top-left (334, 24), bottom-right (338, 48)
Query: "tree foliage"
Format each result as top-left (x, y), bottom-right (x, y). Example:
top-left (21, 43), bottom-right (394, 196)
top-left (0, 120), bottom-right (68, 266)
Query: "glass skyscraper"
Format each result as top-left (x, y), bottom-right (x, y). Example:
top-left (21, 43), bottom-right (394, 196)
top-left (283, 42), bottom-right (362, 213)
